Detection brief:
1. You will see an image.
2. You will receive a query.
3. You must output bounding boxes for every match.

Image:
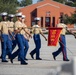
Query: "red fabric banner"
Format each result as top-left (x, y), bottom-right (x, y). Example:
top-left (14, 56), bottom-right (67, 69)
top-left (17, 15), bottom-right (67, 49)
top-left (48, 28), bottom-right (62, 46)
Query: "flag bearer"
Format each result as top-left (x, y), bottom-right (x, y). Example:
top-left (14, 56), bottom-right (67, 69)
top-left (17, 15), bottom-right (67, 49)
top-left (52, 20), bottom-right (69, 61)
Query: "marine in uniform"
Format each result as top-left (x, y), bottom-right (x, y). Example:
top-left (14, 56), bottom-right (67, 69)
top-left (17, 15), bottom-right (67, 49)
top-left (21, 15), bottom-right (31, 60)
top-left (0, 12), bottom-right (12, 62)
top-left (8, 14), bottom-right (17, 51)
top-left (30, 17), bottom-right (47, 60)
top-left (18, 15), bottom-right (32, 61)
top-left (10, 12), bottom-right (29, 65)
top-left (52, 20), bottom-right (69, 61)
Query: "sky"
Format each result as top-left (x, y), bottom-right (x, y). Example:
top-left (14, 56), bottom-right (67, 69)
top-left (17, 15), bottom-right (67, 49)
top-left (33, 0), bottom-right (38, 4)
top-left (18, 0), bottom-right (38, 4)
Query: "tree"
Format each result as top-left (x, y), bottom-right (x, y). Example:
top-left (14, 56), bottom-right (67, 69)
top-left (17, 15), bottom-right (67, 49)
top-left (20, 0), bottom-right (32, 7)
top-left (61, 10), bottom-right (76, 24)
top-left (0, 0), bottom-right (19, 14)
top-left (53, 0), bottom-right (76, 7)
top-left (53, 0), bottom-right (66, 3)
top-left (71, 0), bottom-right (76, 2)
top-left (37, 0), bottom-right (43, 2)
top-left (69, 10), bottom-right (76, 24)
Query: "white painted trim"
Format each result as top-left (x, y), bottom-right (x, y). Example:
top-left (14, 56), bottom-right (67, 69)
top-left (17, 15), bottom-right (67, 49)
top-left (36, 3), bottom-right (60, 9)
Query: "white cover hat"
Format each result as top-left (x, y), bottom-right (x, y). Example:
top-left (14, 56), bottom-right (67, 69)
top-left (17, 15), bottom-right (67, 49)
top-left (22, 15), bottom-right (26, 18)
top-left (0, 12), bottom-right (8, 16)
top-left (15, 12), bottom-right (22, 17)
top-left (34, 17), bottom-right (41, 21)
top-left (8, 14), bottom-right (15, 17)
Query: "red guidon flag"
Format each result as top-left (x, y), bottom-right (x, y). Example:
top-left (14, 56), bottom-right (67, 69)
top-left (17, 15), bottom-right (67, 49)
top-left (48, 27), bottom-right (62, 46)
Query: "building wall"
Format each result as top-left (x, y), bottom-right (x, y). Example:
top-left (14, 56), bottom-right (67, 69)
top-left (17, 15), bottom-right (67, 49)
top-left (36, 4), bottom-right (60, 27)
top-left (19, 0), bottom-right (75, 28)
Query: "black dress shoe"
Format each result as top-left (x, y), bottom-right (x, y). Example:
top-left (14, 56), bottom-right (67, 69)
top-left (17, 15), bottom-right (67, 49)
top-left (8, 56), bottom-right (11, 59)
top-left (30, 53), bottom-right (34, 59)
top-left (10, 58), bottom-right (13, 63)
top-left (0, 56), bottom-right (2, 59)
top-left (18, 59), bottom-right (21, 61)
top-left (52, 53), bottom-right (56, 60)
top-left (21, 62), bottom-right (28, 65)
top-left (63, 59), bottom-right (69, 61)
top-left (24, 58), bottom-right (28, 60)
top-left (36, 58), bottom-right (42, 60)
top-left (2, 60), bottom-right (8, 62)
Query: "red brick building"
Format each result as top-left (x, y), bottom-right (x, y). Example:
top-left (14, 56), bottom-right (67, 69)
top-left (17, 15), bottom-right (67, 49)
top-left (18, 0), bottom-right (75, 28)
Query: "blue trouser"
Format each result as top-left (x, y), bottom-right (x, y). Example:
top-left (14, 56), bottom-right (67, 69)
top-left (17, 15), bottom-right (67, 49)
top-left (12, 39), bottom-right (17, 50)
top-left (11, 34), bottom-right (25, 63)
top-left (5, 32), bottom-right (17, 57)
top-left (9, 32), bottom-right (17, 51)
top-left (53, 35), bottom-right (68, 60)
top-left (18, 35), bottom-right (29, 60)
top-left (1, 34), bottom-right (12, 61)
top-left (30, 34), bottom-right (41, 59)
top-left (23, 35), bottom-right (29, 59)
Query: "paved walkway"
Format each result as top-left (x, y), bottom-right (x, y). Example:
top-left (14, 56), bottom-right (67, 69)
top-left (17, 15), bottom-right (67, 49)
top-left (0, 35), bottom-right (76, 75)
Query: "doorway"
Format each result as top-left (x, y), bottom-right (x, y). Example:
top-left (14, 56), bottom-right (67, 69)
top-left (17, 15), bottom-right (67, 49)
top-left (45, 17), bottom-right (51, 27)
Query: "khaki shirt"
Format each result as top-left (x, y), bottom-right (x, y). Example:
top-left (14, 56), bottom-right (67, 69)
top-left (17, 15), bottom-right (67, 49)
top-left (0, 21), bottom-right (9, 34)
top-left (57, 23), bottom-right (67, 35)
top-left (15, 21), bottom-right (27, 35)
top-left (32, 25), bottom-right (42, 34)
top-left (8, 21), bottom-right (14, 32)
top-left (20, 23), bottom-right (27, 35)
top-left (21, 23), bottom-right (30, 39)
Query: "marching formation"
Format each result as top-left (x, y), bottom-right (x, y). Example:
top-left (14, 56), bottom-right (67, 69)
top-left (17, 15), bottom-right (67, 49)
top-left (0, 12), bottom-right (76, 65)
top-left (0, 12), bottom-right (47, 65)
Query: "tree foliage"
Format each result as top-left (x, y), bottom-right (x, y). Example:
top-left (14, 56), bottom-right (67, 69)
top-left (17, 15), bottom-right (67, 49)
top-left (53, 0), bottom-right (76, 7)
top-left (0, 0), bottom-right (19, 14)
top-left (37, 0), bottom-right (43, 2)
top-left (68, 10), bottom-right (76, 24)
top-left (53, 0), bottom-right (65, 3)
top-left (61, 10), bottom-right (76, 24)
top-left (20, 0), bottom-right (32, 7)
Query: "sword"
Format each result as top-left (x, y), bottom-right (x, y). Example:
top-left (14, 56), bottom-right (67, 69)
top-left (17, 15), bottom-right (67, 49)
top-left (59, 40), bottom-right (73, 54)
